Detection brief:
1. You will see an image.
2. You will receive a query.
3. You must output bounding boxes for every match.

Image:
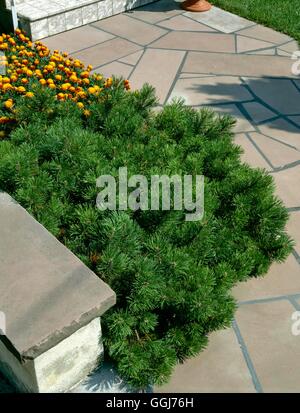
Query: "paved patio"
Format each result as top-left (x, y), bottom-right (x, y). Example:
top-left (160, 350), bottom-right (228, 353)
top-left (2, 0), bottom-right (300, 393)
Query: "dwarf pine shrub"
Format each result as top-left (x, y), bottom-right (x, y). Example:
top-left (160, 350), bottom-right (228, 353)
top-left (0, 82), bottom-right (293, 388)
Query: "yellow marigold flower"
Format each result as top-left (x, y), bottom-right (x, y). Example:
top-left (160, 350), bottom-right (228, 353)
top-left (77, 102), bottom-right (84, 109)
top-left (84, 109), bottom-right (91, 117)
top-left (88, 87), bottom-right (96, 94)
top-left (25, 92), bottom-right (34, 98)
top-left (21, 78), bottom-right (29, 84)
top-left (55, 74), bottom-right (62, 81)
top-left (82, 78), bottom-right (90, 85)
top-left (4, 99), bottom-right (13, 109)
top-left (69, 75), bottom-right (78, 83)
top-left (17, 86), bottom-right (26, 93)
top-left (87, 65), bottom-right (93, 71)
top-left (80, 71), bottom-right (89, 79)
top-left (47, 79), bottom-right (54, 84)
top-left (39, 79), bottom-right (46, 86)
top-left (61, 83), bottom-right (71, 91)
top-left (10, 75), bottom-right (18, 83)
top-left (48, 83), bottom-right (56, 90)
top-left (69, 86), bottom-right (76, 93)
top-left (2, 83), bottom-right (13, 91)
top-left (2, 77), bottom-right (10, 84)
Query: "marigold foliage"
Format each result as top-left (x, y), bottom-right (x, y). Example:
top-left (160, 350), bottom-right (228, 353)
top-left (0, 34), bottom-right (294, 389)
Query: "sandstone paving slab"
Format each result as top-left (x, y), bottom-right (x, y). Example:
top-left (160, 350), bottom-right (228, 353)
top-left (242, 101), bottom-right (277, 123)
top-left (129, 48), bottom-right (185, 103)
top-left (258, 119), bottom-right (300, 150)
top-left (249, 132), bottom-right (300, 169)
top-left (210, 105), bottom-right (255, 133)
top-left (232, 255), bottom-right (300, 302)
top-left (168, 76), bottom-right (253, 106)
top-left (95, 61), bottom-right (132, 79)
top-left (150, 31), bottom-right (236, 53)
top-left (42, 25), bottom-right (115, 54)
top-left (236, 24), bottom-right (293, 45)
top-left (118, 50), bottom-right (144, 65)
top-left (236, 35), bottom-right (275, 54)
top-left (277, 40), bottom-right (299, 54)
top-left (154, 328), bottom-right (256, 393)
top-left (288, 116), bottom-right (300, 127)
top-left (242, 77), bottom-right (300, 115)
top-left (235, 133), bottom-right (270, 170)
top-left (248, 48), bottom-right (276, 56)
top-left (272, 165), bottom-right (300, 208)
top-left (127, 0), bottom-right (182, 24)
top-left (184, 7), bottom-right (254, 34)
top-left (72, 37), bottom-right (142, 68)
top-left (183, 52), bottom-right (295, 78)
top-left (277, 48), bottom-right (293, 57)
top-left (0, 193), bottom-right (115, 360)
top-left (157, 14), bottom-right (217, 32)
top-left (235, 300), bottom-right (300, 392)
top-left (92, 14), bottom-right (167, 46)
top-left (286, 211), bottom-right (300, 256)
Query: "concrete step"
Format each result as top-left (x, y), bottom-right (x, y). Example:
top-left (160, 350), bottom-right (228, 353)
top-left (1, 0), bottom-right (154, 41)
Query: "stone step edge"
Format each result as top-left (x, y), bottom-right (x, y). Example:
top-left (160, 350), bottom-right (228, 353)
top-left (2, 0), bottom-right (155, 40)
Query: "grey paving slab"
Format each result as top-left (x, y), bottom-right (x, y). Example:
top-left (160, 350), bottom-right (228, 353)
top-left (0, 193), bottom-right (115, 360)
top-left (154, 328), bottom-right (256, 393)
top-left (242, 77), bottom-right (300, 115)
top-left (242, 102), bottom-right (277, 123)
top-left (236, 35), bottom-right (274, 53)
top-left (235, 133), bottom-right (271, 170)
top-left (157, 14), bottom-right (217, 32)
top-left (286, 212), bottom-right (300, 256)
top-left (95, 61), bottom-right (132, 78)
top-left (184, 6), bottom-right (254, 34)
top-left (272, 165), bottom-right (300, 208)
top-left (183, 52), bottom-right (296, 78)
top-left (237, 24), bottom-right (293, 45)
top-left (235, 300), bottom-right (300, 392)
top-left (151, 31), bottom-right (236, 52)
top-left (92, 13), bottom-right (167, 45)
top-left (129, 48), bottom-right (185, 103)
top-left (258, 119), bottom-right (300, 150)
top-left (168, 76), bottom-right (253, 106)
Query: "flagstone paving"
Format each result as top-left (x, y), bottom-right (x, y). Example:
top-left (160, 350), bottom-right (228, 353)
top-left (2, 0), bottom-right (299, 394)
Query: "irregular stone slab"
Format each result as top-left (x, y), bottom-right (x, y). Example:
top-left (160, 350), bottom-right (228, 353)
top-left (236, 24), bottom-right (293, 45)
top-left (236, 35), bottom-right (274, 53)
top-left (154, 328), bottom-right (256, 393)
top-left (249, 132), bottom-right (300, 169)
top-left (272, 165), bottom-right (300, 208)
top-left (94, 61), bottom-right (132, 79)
top-left (42, 25), bottom-right (115, 54)
top-left (129, 48), bottom-right (185, 103)
top-left (151, 31), bottom-right (236, 53)
top-left (233, 255), bottom-right (300, 302)
top-left (183, 52), bottom-right (296, 78)
top-left (278, 40), bottom-right (299, 54)
top-left (92, 14), bottom-right (167, 46)
top-left (258, 119), bottom-right (300, 150)
top-left (184, 7), bottom-right (254, 34)
top-left (235, 300), bottom-right (300, 392)
top-left (248, 48), bottom-right (276, 56)
top-left (210, 105), bottom-right (255, 133)
top-left (72, 37), bottom-right (141, 68)
top-left (0, 193), bottom-right (116, 392)
top-left (288, 116), bottom-right (300, 127)
top-left (243, 101), bottom-right (276, 123)
top-left (119, 50), bottom-right (144, 66)
top-left (242, 77), bottom-right (300, 115)
top-left (128, 0), bottom-right (182, 24)
top-left (168, 76), bottom-right (253, 105)
top-left (286, 212), bottom-right (300, 256)
top-left (235, 133), bottom-right (270, 170)
top-left (157, 14), bottom-right (217, 32)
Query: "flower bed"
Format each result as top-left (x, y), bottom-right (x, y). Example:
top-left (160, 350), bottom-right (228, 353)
top-left (0, 31), bottom-right (293, 389)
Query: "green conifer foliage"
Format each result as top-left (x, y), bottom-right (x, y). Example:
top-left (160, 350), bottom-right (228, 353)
top-left (0, 83), bottom-right (293, 388)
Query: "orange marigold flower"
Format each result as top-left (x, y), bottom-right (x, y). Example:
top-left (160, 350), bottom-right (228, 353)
top-left (4, 99), bottom-right (13, 109)
top-left (39, 79), bottom-right (47, 86)
top-left (17, 86), bottom-right (26, 93)
top-left (55, 74), bottom-right (62, 81)
top-left (21, 78), bottom-right (29, 84)
top-left (61, 83), bottom-right (71, 91)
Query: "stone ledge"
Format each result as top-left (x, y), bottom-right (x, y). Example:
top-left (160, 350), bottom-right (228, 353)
top-left (0, 192), bottom-right (116, 391)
